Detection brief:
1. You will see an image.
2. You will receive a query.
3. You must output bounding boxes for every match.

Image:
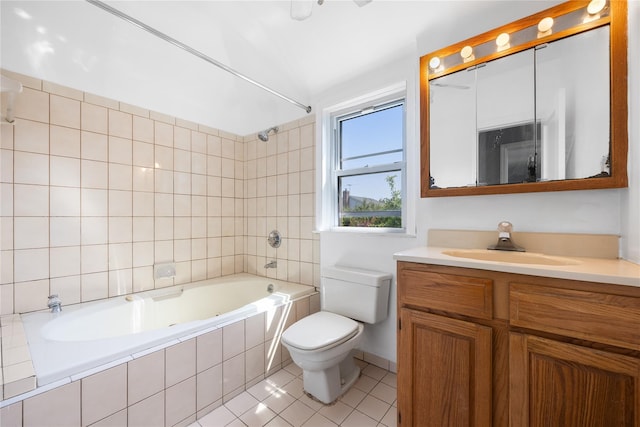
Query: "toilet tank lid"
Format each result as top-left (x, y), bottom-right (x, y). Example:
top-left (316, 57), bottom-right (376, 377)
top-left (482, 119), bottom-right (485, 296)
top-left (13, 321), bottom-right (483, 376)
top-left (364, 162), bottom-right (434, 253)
top-left (322, 265), bottom-right (392, 287)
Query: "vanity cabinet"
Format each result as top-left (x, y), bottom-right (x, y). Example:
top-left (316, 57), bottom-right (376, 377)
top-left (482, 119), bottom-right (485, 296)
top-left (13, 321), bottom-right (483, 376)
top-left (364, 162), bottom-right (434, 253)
top-left (397, 261), bottom-right (640, 427)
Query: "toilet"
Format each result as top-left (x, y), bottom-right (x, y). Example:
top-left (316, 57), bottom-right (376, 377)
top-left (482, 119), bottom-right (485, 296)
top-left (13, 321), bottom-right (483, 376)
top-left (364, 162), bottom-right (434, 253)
top-left (281, 265), bottom-right (392, 404)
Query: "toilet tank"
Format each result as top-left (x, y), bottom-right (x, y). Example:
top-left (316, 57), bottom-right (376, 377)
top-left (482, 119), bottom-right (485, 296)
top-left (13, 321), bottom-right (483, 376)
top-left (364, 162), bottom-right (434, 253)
top-left (321, 265), bottom-right (392, 324)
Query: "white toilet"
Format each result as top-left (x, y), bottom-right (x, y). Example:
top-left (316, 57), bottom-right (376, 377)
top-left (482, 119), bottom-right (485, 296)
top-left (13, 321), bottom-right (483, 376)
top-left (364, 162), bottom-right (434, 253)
top-left (281, 265), bottom-right (392, 404)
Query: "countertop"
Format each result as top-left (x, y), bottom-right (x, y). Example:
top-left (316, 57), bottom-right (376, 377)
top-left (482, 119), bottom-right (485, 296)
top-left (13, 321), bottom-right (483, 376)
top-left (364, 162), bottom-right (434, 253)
top-left (393, 246), bottom-right (640, 288)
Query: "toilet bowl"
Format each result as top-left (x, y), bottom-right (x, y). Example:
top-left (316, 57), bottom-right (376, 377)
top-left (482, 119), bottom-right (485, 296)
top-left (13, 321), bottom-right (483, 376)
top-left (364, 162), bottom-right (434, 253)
top-left (281, 265), bottom-right (391, 404)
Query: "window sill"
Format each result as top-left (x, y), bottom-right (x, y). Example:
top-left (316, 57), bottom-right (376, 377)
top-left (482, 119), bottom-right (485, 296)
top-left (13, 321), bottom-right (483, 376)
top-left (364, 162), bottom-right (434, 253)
top-left (315, 228), bottom-right (418, 238)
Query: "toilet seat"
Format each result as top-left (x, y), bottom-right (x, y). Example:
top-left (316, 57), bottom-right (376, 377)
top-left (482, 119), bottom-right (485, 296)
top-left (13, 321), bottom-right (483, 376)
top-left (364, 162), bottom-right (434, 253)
top-left (282, 311), bottom-right (360, 351)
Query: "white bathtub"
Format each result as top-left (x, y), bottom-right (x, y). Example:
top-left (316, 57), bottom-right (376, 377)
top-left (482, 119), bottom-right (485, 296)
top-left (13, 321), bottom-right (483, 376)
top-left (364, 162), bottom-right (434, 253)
top-left (22, 274), bottom-right (314, 387)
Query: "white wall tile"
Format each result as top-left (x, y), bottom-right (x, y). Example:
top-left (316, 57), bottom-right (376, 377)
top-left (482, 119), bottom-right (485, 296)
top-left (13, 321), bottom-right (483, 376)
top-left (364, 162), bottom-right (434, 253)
top-left (166, 339), bottom-right (196, 388)
top-left (81, 244), bottom-right (108, 273)
top-left (132, 241), bottom-right (154, 267)
top-left (109, 268), bottom-right (132, 296)
top-left (81, 159), bottom-right (108, 189)
top-left (154, 169), bottom-right (173, 193)
top-left (81, 271), bottom-right (108, 301)
top-left (133, 191), bottom-right (154, 216)
top-left (50, 246), bottom-right (81, 278)
top-left (81, 103), bottom-right (108, 134)
top-left (196, 364), bottom-right (222, 412)
top-left (50, 126), bottom-right (80, 158)
top-left (133, 141), bottom-right (154, 167)
top-left (81, 217), bottom-right (108, 245)
top-left (165, 377), bottom-right (196, 427)
top-left (155, 145), bottom-right (173, 171)
top-left (15, 87), bottom-right (49, 123)
top-left (50, 95), bottom-right (80, 129)
top-left (155, 217), bottom-right (173, 241)
top-left (50, 217), bottom-right (80, 247)
top-left (14, 217), bottom-right (48, 249)
top-left (14, 278), bottom-right (49, 312)
top-left (109, 110), bottom-right (132, 139)
top-left (23, 381), bottom-right (80, 426)
top-left (50, 187), bottom-right (80, 216)
top-left (14, 151), bottom-right (48, 184)
top-left (222, 353), bottom-right (245, 397)
top-left (132, 217), bottom-right (154, 242)
top-left (81, 364), bottom-right (127, 426)
top-left (81, 189), bottom-right (108, 216)
top-left (108, 163), bottom-right (132, 191)
top-left (109, 242), bottom-right (132, 269)
top-left (133, 116), bottom-right (154, 143)
top-left (81, 131), bottom-right (108, 161)
top-left (133, 166), bottom-right (154, 192)
top-left (14, 119), bottom-right (49, 155)
top-left (50, 275), bottom-right (81, 305)
top-left (108, 136), bottom-right (133, 165)
top-left (108, 190), bottom-right (132, 217)
top-left (223, 320), bottom-right (245, 361)
top-left (14, 248), bottom-right (48, 282)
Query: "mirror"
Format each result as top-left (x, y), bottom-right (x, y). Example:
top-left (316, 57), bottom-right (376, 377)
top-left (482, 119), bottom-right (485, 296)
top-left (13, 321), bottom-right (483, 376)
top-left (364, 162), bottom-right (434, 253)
top-left (421, 1), bottom-right (628, 197)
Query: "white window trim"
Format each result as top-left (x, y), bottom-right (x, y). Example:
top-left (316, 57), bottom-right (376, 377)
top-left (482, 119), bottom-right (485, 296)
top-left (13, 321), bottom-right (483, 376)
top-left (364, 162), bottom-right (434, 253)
top-left (317, 82), bottom-right (416, 235)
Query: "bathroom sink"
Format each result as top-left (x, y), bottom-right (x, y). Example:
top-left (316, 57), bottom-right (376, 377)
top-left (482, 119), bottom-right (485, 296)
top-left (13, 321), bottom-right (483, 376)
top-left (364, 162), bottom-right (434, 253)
top-left (442, 249), bottom-right (581, 266)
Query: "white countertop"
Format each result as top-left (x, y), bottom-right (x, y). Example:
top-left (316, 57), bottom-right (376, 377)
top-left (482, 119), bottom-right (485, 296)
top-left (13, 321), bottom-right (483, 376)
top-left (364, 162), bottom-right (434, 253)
top-left (394, 246), bottom-right (640, 288)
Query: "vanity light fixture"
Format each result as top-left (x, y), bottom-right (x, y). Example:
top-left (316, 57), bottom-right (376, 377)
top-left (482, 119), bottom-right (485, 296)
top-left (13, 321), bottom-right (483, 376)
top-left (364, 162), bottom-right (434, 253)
top-left (584, 0), bottom-right (606, 23)
top-left (429, 56), bottom-right (441, 71)
top-left (460, 45), bottom-right (474, 62)
top-left (496, 32), bottom-right (510, 51)
top-left (537, 17), bottom-right (554, 37)
top-left (587, 0), bottom-right (606, 15)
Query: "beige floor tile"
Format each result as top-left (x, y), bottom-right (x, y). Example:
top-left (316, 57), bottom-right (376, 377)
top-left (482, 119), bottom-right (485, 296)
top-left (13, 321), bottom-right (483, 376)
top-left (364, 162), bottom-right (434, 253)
top-left (355, 395), bottom-right (389, 422)
top-left (280, 400), bottom-right (315, 427)
top-left (340, 410), bottom-right (378, 427)
top-left (239, 403), bottom-right (277, 426)
top-left (197, 405), bottom-right (236, 427)
top-left (225, 391), bottom-right (259, 417)
top-left (301, 413), bottom-right (338, 427)
top-left (369, 382), bottom-right (396, 405)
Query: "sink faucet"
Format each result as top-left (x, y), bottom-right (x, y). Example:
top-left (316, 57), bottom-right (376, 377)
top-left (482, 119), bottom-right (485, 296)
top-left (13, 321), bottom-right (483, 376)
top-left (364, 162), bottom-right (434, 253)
top-left (487, 221), bottom-right (525, 252)
top-left (264, 260), bottom-right (277, 269)
top-left (48, 294), bottom-right (62, 313)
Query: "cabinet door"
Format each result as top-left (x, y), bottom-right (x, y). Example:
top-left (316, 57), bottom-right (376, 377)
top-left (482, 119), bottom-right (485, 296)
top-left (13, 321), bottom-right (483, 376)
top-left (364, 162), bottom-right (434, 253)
top-left (398, 308), bottom-right (492, 427)
top-left (510, 333), bottom-right (640, 427)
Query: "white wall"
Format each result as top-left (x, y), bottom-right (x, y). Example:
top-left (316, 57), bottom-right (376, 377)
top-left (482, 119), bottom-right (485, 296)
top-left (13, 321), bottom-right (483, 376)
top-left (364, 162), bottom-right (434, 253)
top-left (317, 2), bottom-right (639, 364)
top-left (621, 0), bottom-right (640, 265)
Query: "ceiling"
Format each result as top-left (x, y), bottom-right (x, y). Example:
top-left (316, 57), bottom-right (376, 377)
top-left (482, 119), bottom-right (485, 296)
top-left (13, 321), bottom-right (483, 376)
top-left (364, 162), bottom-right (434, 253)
top-left (1, 0), bottom-right (558, 136)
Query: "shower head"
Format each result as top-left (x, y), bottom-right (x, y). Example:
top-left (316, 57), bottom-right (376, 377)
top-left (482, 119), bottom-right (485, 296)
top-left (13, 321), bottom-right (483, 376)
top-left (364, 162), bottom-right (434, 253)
top-left (258, 126), bottom-right (279, 142)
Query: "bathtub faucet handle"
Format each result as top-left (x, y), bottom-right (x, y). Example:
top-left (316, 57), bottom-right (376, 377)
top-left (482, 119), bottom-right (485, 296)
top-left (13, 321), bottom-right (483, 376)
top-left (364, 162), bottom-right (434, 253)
top-left (48, 294), bottom-right (62, 313)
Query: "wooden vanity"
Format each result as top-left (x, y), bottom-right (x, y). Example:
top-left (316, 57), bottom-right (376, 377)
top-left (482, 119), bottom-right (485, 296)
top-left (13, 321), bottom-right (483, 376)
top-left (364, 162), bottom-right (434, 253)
top-left (396, 260), bottom-right (640, 427)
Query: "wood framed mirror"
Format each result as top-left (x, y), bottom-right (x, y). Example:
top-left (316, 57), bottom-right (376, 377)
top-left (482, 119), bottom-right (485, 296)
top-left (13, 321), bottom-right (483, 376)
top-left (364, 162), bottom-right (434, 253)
top-left (420, 0), bottom-right (627, 197)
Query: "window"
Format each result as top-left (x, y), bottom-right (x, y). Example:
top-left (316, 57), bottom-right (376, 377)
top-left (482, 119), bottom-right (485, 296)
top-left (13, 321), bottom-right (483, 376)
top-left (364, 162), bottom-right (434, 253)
top-left (332, 98), bottom-right (405, 229)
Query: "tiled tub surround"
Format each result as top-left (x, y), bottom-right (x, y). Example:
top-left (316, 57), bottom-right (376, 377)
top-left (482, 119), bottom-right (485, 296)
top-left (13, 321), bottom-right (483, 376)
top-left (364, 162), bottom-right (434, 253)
top-left (0, 68), bottom-right (319, 318)
top-left (0, 290), bottom-right (320, 426)
top-left (0, 69), bottom-right (320, 401)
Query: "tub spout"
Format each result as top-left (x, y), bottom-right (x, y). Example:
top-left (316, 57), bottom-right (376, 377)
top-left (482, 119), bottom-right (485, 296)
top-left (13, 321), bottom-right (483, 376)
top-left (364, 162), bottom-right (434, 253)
top-left (48, 294), bottom-right (62, 313)
top-left (264, 260), bottom-right (277, 269)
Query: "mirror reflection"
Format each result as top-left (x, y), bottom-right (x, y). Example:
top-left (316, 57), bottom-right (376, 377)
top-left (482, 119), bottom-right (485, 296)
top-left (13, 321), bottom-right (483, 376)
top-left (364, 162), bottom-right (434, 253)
top-left (429, 26), bottom-right (610, 190)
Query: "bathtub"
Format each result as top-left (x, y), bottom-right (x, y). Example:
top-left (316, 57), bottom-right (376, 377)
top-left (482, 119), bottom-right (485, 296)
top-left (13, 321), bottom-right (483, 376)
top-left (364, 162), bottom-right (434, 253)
top-left (22, 273), bottom-right (315, 387)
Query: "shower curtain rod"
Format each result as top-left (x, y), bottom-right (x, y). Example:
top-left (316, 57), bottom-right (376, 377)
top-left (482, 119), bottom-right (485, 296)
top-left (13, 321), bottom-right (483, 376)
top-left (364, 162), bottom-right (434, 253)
top-left (86, 0), bottom-right (312, 114)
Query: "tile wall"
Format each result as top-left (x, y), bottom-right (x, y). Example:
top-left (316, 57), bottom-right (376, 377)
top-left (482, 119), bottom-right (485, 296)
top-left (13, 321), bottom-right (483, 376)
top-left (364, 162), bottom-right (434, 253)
top-left (243, 120), bottom-right (317, 284)
top-left (0, 69), bottom-right (319, 316)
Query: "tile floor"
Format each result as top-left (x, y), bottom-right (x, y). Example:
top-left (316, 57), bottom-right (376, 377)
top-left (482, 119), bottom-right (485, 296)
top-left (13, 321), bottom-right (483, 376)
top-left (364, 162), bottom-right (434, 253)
top-left (191, 360), bottom-right (397, 427)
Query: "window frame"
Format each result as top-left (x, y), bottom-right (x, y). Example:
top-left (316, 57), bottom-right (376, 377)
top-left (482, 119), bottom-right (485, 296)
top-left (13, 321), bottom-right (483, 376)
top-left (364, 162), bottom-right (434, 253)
top-left (330, 95), bottom-right (407, 232)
